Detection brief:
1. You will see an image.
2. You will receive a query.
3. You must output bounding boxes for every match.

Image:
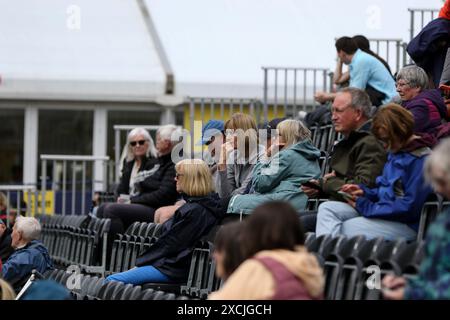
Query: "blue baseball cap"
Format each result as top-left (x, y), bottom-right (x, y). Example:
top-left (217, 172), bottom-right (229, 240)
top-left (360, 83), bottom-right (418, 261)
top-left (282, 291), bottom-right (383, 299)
top-left (197, 120), bottom-right (224, 145)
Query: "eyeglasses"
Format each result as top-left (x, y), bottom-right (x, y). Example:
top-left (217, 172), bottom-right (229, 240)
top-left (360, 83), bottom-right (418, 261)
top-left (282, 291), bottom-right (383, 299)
top-left (331, 105), bottom-right (352, 114)
top-left (395, 81), bottom-right (410, 88)
top-left (175, 173), bottom-right (184, 179)
top-left (130, 140), bottom-right (146, 147)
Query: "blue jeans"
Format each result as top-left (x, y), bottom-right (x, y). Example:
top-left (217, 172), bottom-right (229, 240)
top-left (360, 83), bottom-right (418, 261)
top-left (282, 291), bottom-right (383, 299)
top-left (316, 201), bottom-right (417, 241)
top-left (105, 266), bottom-right (171, 285)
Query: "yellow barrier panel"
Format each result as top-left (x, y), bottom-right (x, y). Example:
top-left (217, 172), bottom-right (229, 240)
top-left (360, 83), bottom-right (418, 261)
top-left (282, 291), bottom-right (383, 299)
top-left (23, 191), bottom-right (55, 216)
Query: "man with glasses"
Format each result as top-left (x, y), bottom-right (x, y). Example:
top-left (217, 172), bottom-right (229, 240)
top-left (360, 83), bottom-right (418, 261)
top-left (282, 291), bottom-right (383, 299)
top-left (300, 88), bottom-right (387, 231)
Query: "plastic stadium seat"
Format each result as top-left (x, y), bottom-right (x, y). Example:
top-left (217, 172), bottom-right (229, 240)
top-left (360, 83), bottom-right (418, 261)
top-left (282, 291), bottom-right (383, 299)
top-left (323, 235), bottom-right (365, 300)
top-left (137, 289), bottom-right (155, 300)
top-left (417, 195), bottom-right (442, 241)
top-left (152, 290), bottom-right (167, 300)
top-left (127, 286), bottom-right (143, 300)
top-left (116, 284), bottom-right (135, 300)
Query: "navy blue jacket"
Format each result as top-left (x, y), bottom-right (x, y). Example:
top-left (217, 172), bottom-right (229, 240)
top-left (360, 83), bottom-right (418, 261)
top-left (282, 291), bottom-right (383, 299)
top-left (407, 18), bottom-right (450, 87)
top-left (135, 193), bottom-right (225, 281)
top-left (2, 240), bottom-right (53, 291)
top-left (356, 144), bottom-right (433, 231)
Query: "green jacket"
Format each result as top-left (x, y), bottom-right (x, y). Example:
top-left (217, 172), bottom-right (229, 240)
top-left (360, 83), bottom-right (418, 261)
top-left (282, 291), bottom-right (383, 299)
top-left (321, 121), bottom-right (387, 201)
top-left (227, 139), bottom-right (321, 214)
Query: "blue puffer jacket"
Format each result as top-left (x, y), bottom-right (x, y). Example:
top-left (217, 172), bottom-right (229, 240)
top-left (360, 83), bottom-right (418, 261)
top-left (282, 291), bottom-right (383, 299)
top-left (2, 240), bottom-right (53, 290)
top-left (355, 142), bottom-right (433, 231)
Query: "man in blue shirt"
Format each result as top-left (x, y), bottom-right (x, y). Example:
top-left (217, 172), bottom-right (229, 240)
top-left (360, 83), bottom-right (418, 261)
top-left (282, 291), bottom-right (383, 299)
top-left (315, 37), bottom-right (397, 106)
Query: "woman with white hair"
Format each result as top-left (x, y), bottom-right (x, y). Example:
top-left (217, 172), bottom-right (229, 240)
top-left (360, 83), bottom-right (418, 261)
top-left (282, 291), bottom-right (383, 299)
top-left (116, 127), bottom-right (157, 198)
top-left (396, 65), bottom-right (448, 137)
top-left (227, 119), bottom-right (321, 214)
top-left (382, 138), bottom-right (450, 300)
top-left (98, 125), bottom-right (180, 259)
top-left (2, 217), bottom-right (53, 292)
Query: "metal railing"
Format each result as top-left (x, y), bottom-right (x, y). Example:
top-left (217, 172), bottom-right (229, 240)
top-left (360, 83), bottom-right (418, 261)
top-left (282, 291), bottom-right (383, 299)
top-left (409, 8), bottom-right (440, 41)
top-left (368, 38), bottom-right (408, 74)
top-left (262, 67), bottom-right (332, 120)
top-left (0, 185), bottom-right (38, 227)
top-left (113, 125), bottom-right (183, 183)
top-left (40, 155), bottom-right (110, 215)
top-left (187, 97), bottom-right (262, 158)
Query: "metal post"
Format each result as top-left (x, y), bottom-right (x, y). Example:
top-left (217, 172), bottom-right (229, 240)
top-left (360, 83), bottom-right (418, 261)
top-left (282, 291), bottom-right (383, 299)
top-left (71, 161), bottom-right (76, 215)
top-left (263, 68), bottom-right (269, 123)
top-left (410, 10), bottom-right (414, 41)
top-left (62, 160), bottom-right (67, 215)
top-left (200, 98), bottom-right (205, 124)
top-left (190, 99), bottom-right (195, 159)
top-left (293, 69), bottom-right (298, 117)
top-left (81, 161), bottom-right (86, 214)
top-left (41, 159), bottom-right (47, 215)
top-left (284, 69), bottom-right (288, 117)
top-left (274, 69), bottom-right (278, 117)
top-left (6, 191), bottom-right (10, 228)
top-left (114, 128), bottom-right (121, 184)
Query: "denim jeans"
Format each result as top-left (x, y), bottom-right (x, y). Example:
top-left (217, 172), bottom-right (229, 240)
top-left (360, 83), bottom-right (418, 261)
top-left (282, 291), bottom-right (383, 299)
top-left (316, 201), bottom-right (417, 241)
top-left (105, 266), bottom-right (171, 285)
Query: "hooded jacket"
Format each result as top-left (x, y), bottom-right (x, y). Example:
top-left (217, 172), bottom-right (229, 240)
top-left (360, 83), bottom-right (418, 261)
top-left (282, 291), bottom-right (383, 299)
top-left (135, 193), bottom-right (225, 281)
top-left (227, 140), bottom-right (321, 213)
top-left (355, 135), bottom-right (434, 231)
top-left (130, 153), bottom-right (178, 209)
top-left (401, 89), bottom-right (448, 136)
top-left (208, 247), bottom-right (324, 300)
top-left (2, 240), bottom-right (53, 291)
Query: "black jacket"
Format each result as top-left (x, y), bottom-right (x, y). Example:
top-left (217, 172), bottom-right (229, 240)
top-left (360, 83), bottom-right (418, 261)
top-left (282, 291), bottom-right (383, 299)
top-left (135, 193), bottom-right (225, 281)
top-left (130, 153), bottom-right (178, 208)
top-left (116, 157), bottom-right (150, 196)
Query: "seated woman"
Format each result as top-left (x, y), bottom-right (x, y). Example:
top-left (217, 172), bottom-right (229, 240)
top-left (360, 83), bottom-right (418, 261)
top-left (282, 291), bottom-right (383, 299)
top-left (216, 113), bottom-right (265, 198)
top-left (227, 119), bottom-right (321, 214)
top-left (382, 138), bottom-right (450, 300)
top-left (105, 159), bottom-right (225, 285)
top-left (316, 104), bottom-right (434, 240)
top-left (116, 127), bottom-right (158, 199)
top-left (98, 125), bottom-right (179, 234)
top-left (209, 201), bottom-right (324, 300)
top-left (397, 65), bottom-right (448, 138)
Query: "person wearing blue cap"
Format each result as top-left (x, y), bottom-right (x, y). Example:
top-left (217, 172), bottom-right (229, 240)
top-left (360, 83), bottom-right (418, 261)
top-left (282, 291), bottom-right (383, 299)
top-left (154, 120), bottom-right (225, 224)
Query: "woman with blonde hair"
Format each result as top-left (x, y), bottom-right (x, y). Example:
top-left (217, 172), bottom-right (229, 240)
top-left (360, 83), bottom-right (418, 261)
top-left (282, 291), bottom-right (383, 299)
top-left (227, 119), bottom-right (321, 214)
top-left (105, 159), bottom-right (225, 285)
top-left (216, 113), bottom-right (265, 198)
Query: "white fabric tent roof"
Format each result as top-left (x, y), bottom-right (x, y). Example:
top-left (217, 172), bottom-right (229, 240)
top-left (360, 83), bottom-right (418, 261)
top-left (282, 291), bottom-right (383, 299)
top-left (0, 0), bottom-right (167, 102)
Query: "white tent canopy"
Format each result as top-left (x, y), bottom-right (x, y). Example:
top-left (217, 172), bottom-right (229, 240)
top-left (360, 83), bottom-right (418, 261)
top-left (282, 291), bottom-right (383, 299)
top-left (0, 0), bottom-right (168, 101)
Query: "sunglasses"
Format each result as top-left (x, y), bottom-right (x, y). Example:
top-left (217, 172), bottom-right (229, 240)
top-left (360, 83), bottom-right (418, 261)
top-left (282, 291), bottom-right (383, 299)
top-left (130, 140), bottom-right (146, 147)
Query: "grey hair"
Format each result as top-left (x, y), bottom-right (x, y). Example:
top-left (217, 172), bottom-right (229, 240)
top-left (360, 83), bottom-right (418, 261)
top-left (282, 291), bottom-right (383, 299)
top-left (396, 65), bottom-right (429, 90)
top-left (15, 217), bottom-right (41, 241)
top-left (126, 127), bottom-right (157, 162)
top-left (424, 138), bottom-right (450, 189)
top-left (157, 124), bottom-right (182, 145)
top-left (339, 87), bottom-right (372, 118)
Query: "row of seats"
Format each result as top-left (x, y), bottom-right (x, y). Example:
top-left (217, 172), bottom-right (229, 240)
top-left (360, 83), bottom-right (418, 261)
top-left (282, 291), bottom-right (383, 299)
top-left (106, 222), bottom-right (164, 275)
top-left (41, 269), bottom-right (188, 300)
top-left (305, 233), bottom-right (424, 300)
top-left (310, 124), bottom-right (338, 153)
top-left (38, 215), bottom-right (111, 271)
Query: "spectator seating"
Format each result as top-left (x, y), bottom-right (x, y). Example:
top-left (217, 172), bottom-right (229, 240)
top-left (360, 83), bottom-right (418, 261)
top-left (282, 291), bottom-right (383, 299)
top-left (38, 215), bottom-right (111, 274)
